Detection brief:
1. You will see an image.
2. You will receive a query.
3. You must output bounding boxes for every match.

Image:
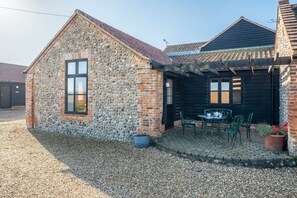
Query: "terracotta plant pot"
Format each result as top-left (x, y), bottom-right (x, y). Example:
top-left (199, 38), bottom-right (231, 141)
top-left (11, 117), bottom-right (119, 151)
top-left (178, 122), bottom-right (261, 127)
top-left (263, 135), bottom-right (286, 152)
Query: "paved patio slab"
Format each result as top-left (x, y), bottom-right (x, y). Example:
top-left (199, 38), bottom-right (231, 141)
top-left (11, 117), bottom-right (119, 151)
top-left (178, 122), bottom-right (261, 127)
top-left (155, 127), bottom-right (297, 168)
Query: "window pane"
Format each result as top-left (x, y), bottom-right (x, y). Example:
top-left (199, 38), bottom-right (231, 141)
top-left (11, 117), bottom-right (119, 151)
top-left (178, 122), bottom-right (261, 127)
top-left (76, 95), bottom-right (87, 112)
top-left (167, 96), bottom-right (172, 105)
top-left (211, 81), bottom-right (218, 91)
top-left (167, 87), bottom-right (172, 96)
top-left (67, 62), bottom-right (76, 75)
top-left (75, 77), bottom-right (87, 94)
top-left (233, 91), bottom-right (241, 104)
top-left (78, 61), bottom-right (87, 74)
top-left (67, 78), bottom-right (74, 94)
top-left (167, 87), bottom-right (173, 105)
top-left (221, 82), bottom-right (230, 91)
top-left (233, 77), bottom-right (241, 104)
top-left (67, 95), bottom-right (74, 112)
top-left (210, 92), bottom-right (218, 104)
top-left (221, 91), bottom-right (230, 104)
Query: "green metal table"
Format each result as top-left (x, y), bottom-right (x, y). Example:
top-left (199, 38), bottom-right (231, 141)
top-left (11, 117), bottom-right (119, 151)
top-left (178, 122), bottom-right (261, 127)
top-left (198, 115), bottom-right (227, 137)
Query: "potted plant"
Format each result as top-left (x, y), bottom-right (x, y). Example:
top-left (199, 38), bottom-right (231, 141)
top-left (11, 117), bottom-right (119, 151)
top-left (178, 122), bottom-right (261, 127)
top-left (133, 133), bottom-right (150, 148)
top-left (257, 122), bottom-right (288, 152)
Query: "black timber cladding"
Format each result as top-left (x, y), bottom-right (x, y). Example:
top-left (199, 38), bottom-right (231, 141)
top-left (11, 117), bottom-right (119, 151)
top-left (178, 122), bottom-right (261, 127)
top-left (201, 19), bottom-right (275, 52)
top-left (162, 74), bottom-right (184, 124)
top-left (177, 70), bottom-right (279, 124)
top-left (0, 82), bottom-right (25, 107)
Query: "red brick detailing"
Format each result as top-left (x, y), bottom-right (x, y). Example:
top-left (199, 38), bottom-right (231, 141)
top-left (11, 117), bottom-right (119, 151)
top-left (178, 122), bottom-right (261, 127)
top-left (136, 64), bottom-right (164, 137)
top-left (60, 51), bottom-right (94, 122)
top-left (25, 73), bottom-right (35, 128)
top-left (288, 60), bottom-right (297, 154)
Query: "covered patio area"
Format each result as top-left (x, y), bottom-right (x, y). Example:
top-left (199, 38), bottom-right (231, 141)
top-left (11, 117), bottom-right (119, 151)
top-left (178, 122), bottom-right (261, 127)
top-left (155, 126), bottom-right (296, 168)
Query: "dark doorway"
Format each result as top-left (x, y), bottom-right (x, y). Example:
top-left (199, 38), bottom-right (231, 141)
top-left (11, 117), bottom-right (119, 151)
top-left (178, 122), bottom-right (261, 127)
top-left (165, 78), bottom-right (174, 129)
top-left (0, 86), bottom-right (11, 108)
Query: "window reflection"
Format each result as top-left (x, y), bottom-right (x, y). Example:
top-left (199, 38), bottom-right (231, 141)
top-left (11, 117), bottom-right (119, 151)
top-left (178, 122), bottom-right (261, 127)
top-left (67, 62), bottom-right (76, 75)
top-left (75, 77), bottom-right (86, 94)
top-left (78, 61), bottom-right (87, 74)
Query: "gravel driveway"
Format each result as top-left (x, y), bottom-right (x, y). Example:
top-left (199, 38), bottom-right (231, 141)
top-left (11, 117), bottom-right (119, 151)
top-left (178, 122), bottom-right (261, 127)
top-left (0, 107), bottom-right (25, 122)
top-left (1, 120), bottom-right (297, 197)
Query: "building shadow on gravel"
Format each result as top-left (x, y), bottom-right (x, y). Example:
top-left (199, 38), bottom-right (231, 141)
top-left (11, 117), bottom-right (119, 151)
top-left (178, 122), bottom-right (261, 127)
top-left (29, 129), bottom-right (178, 197)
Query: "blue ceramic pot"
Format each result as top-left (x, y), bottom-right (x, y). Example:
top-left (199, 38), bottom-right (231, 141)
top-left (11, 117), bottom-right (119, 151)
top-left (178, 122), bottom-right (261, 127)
top-left (133, 134), bottom-right (150, 148)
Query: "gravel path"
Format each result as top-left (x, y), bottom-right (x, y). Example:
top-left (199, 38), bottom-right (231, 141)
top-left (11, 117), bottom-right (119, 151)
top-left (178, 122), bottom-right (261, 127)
top-left (0, 108), bottom-right (25, 122)
top-left (1, 120), bottom-right (297, 197)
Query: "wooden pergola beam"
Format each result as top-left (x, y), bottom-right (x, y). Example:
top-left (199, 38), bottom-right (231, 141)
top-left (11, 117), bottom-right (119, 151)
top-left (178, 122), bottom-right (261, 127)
top-left (163, 65), bottom-right (190, 77)
top-left (180, 62), bottom-right (204, 76)
top-left (268, 65), bottom-right (273, 74)
top-left (207, 68), bottom-right (220, 76)
top-left (250, 66), bottom-right (255, 75)
top-left (150, 55), bottom-right (292, 75)
top-left (228, 67), bottom-right (237, 75)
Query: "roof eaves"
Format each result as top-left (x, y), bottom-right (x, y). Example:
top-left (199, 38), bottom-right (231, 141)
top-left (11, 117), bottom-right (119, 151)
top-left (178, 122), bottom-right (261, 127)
top-left (199, 45), bottom-right (275, 54)
top-left (166, 50), bottom-right (201, 57)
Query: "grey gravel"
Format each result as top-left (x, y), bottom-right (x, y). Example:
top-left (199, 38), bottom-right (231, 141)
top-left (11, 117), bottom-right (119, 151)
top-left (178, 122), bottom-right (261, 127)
top-left (0, 107), bottom-right (25, 122)
top-left (1, 120), bottom-right (297, 198)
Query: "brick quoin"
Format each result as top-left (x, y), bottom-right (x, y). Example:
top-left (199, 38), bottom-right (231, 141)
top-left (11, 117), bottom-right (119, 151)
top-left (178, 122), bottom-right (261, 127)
top-left (288, 60), bottom-right (297, 155)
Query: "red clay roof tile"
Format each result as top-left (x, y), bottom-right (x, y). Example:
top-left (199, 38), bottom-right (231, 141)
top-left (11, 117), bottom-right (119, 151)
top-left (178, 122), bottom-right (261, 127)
top-left (77, 10), bottom-right (172, 65)
top-left (170, 46), bottom-right (274, 64)
top-left (279, 1), bottom-right (297, 52)
top-left (163, 42), bottom-right (207, 53)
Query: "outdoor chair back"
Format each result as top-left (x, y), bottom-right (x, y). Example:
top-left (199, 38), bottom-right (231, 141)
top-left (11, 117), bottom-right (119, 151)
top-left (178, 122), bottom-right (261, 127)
top-left (226, 114), bottom-right (244, 147)
top-left (242, 112), bottom-right (253, 140)
top-left (179, 111), bottom-right (196, 137)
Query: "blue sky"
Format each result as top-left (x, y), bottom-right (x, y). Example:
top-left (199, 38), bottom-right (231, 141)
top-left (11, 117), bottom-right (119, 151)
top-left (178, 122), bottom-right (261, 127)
top-left (0, 0), bottom-right (292, 65)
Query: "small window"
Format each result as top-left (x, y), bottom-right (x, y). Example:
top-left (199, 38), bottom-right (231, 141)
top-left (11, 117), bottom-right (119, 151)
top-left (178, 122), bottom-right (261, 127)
top-left (210, 79), bottom-right (219, 104)
top-left (167, 79), bottom-right (173, 105)
top-left (221, 79), bottom-right (230, 104)
top-left (210, 78), bottom-right (230, 104)
top-left (232, 77), bottom-right (242, 104)
top-left (65, 60), bottom-right (88, 114)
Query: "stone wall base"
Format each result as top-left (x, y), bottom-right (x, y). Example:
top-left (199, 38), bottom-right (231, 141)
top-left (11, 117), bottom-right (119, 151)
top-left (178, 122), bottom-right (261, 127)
top-left (288, 135), bottom-right (297, 156)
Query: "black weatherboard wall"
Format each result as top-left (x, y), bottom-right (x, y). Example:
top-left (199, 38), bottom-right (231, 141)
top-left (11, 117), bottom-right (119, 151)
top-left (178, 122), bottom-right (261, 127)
top-left (176, 70), bottom-right (279, 124)
top-left (200, 19), bottom-right (275, 52)
top-left (0, 83), bottom-right (25, 108)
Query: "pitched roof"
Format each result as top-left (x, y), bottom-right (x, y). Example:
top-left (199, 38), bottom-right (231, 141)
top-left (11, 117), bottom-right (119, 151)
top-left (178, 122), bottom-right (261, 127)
top-left (163, 42), bottom-right (207, 53)
top-left (170, 46), bottom-right (274, 64)
top-left (25, 9), bottom-right (171, 73)
top-left (0, 62), bottom-right (27, 83)
top-left (278, 0), bottom-right (297, 53)
top-left (77, 10), bottom-right (172, 65)
top-left (200, 17), bottom-right (275, 52)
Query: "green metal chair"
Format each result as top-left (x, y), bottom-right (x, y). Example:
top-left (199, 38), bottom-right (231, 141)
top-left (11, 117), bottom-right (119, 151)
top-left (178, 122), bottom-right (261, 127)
top-left (225, 115), bottom-right (244, 147)
top-left (242, 113), bottom-right (253, 140)
top-left (179, 111), bottom-right (196, 136)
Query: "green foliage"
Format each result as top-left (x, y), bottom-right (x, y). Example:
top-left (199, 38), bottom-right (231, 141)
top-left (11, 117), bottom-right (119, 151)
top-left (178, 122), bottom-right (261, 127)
top-left (257, 123), bottom-right (273, 136)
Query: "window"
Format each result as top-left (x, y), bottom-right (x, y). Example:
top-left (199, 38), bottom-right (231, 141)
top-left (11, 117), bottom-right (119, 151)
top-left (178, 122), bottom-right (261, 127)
top-left (210, 78), bottom-right (230, 104)
top-left (232, 77), bottom-right (242, 104)
top-left (210, 77), bottom-right (241, 105)
top-left (210, 79), bottom-right (219, 104)
top-left (65, 60), bottom-right (88, 114)
top-left (166, 79), bottom-right (173, 105)
top-left (221, 79), bottom-right (230, 104)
